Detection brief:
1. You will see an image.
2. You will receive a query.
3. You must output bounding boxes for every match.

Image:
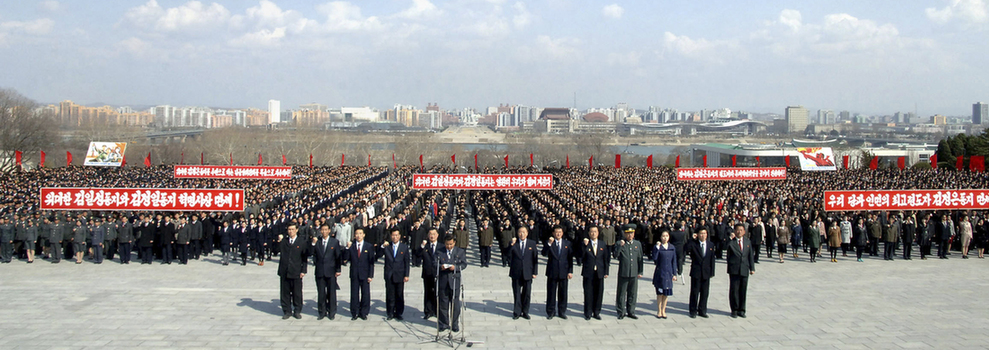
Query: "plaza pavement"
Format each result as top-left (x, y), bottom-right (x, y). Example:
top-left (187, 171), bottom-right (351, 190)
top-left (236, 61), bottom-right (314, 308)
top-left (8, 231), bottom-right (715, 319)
top-left (1, 241), bottom-right (988, 350)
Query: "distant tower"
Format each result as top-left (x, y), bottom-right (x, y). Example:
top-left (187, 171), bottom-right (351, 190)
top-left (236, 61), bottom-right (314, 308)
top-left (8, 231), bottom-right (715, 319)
top-left (974, 102), bottom-right (988, 124)
top-left (268, 100), bottom-right (281, 124)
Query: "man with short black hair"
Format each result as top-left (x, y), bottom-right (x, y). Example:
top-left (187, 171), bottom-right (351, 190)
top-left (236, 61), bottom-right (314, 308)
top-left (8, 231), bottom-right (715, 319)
top-left (435, 234), bottom-right (467, 332)
top-left (378, 228), bottom-right (410, 321)
top-left (311, 224), bottom-right (341, 320)
top-left (277, 224), bottom-right (308, 319)
top-left (727, 224), bottom-right (755, 318)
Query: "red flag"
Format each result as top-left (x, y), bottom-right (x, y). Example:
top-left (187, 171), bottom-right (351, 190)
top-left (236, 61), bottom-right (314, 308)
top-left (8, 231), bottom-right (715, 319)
top-left (842, 155), bottom-right (849, 169)
top-left (675, 155), bottom-right (680, 168)
top-left (615, 154), bottom-right (621, 168)
top-left (566, 155), bottom-right (570, 168)
top-left (229, 153), bottom-right (233, 166)
top-left (39, 151), bottom-right (46, 168)
top-left (393, 154), bottom-right (397, 169)
top-left (530, 153), bottom-right (534, 167)
top-left (341, 154), bottom-right (345, 167)
top-left (504, 155), bottom-right (509, 168)
top-left (589, 156), bottom-right (594, 169)
top-left (121, 154), bottom-right (126, 167)
top-left (309, 153), bottom-right (313, 168)
top-left (66, 151), bottom-right (72, 166)
top-left (897, 156), bottom-right (905, 170)
top-left (785, 156), bottom-right (791, 168)
top-left (14, 150), bottom-right (22, 169)
top-left (180, 152), bottom-right (184, 165)
top-left (930, 154), bottom-right (937, 169)
top-left (419, 154), bottom-right (423, 169)
top-left (971, 155), bottom-right (985, 172)
top-left (732, 155), bottom-right (737, 167)
top-left (200, 152), bottom-right (204, 165)
top-left (144, 152), bottom-right (151, 168)
top-left (368, 154), bottom-right (371, 166)
top-left (956, 156), bottom-right (964, 170)
top-left (756, 156), bottom-right (761, 167)
top-left (258, 153), bottom-right (263, 165)
top-left (282, 154), bottom-right (287, 166)
top-left (702, 155), bottom-right (707, 167)
top-left (452, 154), bottom-right (456, 164)
top-left (646, 155), bottom-right (653, 169)
top-left (474, 154), bottom-right (478, 170)
top-left (869, 156), bottom-right (878, 170)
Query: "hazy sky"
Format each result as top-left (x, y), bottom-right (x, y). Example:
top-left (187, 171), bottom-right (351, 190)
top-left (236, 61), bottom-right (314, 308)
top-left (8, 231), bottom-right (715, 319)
top-left (0, 0), bottom-right (987, 116)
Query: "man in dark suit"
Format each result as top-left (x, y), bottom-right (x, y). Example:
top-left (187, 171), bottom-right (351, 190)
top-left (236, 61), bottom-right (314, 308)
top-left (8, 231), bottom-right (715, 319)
top-left (311, 224), bottom-right (342, 320)
top-left (117, 217), bottom-right (134, 264)
top-left (175, 218), bottom-right (190, 265)
top-left (137, 217), bottom-right (154, 264)
top-left (435, 234), bottom-right (467, 332)
top-left (687, 228), bottom-right (716, 318)
top-left (278, 224), bottom-right (308, 319)
top-left (726, 224), bottom-right (755, 318)
top-left (580, 226), bottom-right (610, 320)
top-left (378, 228), bottom-right (410, 321)
top-left (218, 221), bottom-right (233, 265)
top-left (345, 228), bottom-right (375, 320)
top-left (508, 226), bottom-right (538, 320)
top-left (157, 216), bottom-right (175, 265)
top-left (541, 225), bottom-right (573, 319)
top-left (419, 228), bottom-right (440, 320)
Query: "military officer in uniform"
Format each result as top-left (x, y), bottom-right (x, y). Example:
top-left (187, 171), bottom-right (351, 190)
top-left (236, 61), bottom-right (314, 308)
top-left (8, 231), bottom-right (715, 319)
top-left (613, 226), bottom-right (643, 319)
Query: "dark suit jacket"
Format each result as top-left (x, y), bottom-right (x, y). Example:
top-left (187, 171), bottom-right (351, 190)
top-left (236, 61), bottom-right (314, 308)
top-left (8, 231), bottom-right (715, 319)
top-left (345, 241), bottom-right (376, 281)
top-left (687, 239), bottom-right (716, 279)
top-left (579, 239), bottom-right (610, 278)
top-left (378, 242), bottom-right (411, 283)
top-left (312, 237), bottom-right (342, 279)
top-left (726, 237), bottom-right (755, 276)
top-left (508, 239), bottom-right (539, 280)
top-left (541, 239), bottom-right (574, 279)
top-left (277, 237), bottom-right (309, 279)
top-left (420, 241), bottom-right (440, 278)
top-left (435, 246), bottom-right (467, 292)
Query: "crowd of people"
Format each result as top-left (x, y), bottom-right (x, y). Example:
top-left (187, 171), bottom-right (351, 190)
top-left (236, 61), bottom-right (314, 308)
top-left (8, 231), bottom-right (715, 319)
top-left (2, 163), bottom-right (987, 325)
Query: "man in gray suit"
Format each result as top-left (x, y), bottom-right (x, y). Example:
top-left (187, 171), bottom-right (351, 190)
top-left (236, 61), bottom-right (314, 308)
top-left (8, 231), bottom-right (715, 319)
top-left (726, 224), bottom-right (755, 318)
top-left (46, 218), bottom-right (64, 264)
top-left (613, 226), bottom-right (643, 319)
top-left (91, 218), bottom-right (106, 264)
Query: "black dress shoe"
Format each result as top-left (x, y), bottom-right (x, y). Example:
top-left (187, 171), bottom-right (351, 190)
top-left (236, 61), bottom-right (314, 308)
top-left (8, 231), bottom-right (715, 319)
top-left (328, 316), bottom-right (335, 320)
top-left (739, 312), bottom-right (746, 318)
top-left (699, 313), bottom-right (709, 318)
top-left (293, 313), bottom-right (301, 319)
top-left (423, 315), bottom-right (431, 320)
top-left (395, 316), bottom-right (403, 321)
top-left (386, 316), bottom-right (394, 321)
top-left (439, 327), bottom-right (449, 332)
top-left (546, 315), bottom-right (554, 320)
top-left (318, 315), bottom-right (325, 320)
top-left (452, 327), bottom-right (460, 332)
top-left (584, 316), bottom-right (591, 320)
top-left (351, 316), bottom-right (358, 321)
top-left (360, 316), bottom-right (367, 320)
top-left (282, 314), bottom-right (291, 320)
top-left (522, 314), bottom-right (530, 320)
top-left (558, 314), bottom-right (567, 320)
top-left (512, 315), bottom-right (520, 320)
top-left (617, 314), bottom-right (625, 320)
top-left (592, 315), bottom-right (601, 320)
top-left (689, 313), bottom-right (697, 318)
top-left (627, 314), bottom-right (638, 320)
top-left (731, 312), bottom-right (738, 318)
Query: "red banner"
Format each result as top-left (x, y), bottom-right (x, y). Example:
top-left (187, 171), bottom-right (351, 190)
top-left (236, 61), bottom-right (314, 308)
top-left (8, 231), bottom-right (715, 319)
top-left (173, 165), bottom-right (292, 179)
top-left (824, 190), bottom-right (989, 211)
top-left (677, 168), bottom-right (787, 181)
top-left (40, 188), bottom-right (245, 211)
top-left (413, 174), bottom-right (553, 190)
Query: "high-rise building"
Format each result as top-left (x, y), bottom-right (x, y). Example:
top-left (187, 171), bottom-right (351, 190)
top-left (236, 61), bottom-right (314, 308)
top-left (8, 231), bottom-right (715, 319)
top-left (785, 105), bottom-right (809, 134)
top-left (839, 110), bottom-right (851, 121)
top-left (974, 102), bottom-right (988, 124)
top-left (817, 109), bottom-right (835, 124)
top-left (268, 100), bottom-right (280, 124)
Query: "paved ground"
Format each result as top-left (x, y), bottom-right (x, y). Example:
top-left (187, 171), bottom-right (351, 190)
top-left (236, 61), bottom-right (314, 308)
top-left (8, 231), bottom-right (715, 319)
top-left (1, 244), bottom-right (988, 350)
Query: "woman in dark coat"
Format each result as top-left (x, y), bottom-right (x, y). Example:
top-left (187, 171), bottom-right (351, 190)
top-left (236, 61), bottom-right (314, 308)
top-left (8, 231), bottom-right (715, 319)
top-left (651, 231), bottom-right (677, 319)
top-left (852, 217), bottom-right (869, 262)
top-left (974, 217), bottom-right (988, 259)
top-left (918, 216), bottom-right (933, 260)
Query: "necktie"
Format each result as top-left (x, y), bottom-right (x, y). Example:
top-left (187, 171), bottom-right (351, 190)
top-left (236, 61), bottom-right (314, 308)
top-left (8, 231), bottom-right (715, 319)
top-left (290, 238), bottom-right (294, 245)
top-left (521, 241), bottom-right (525, 252)
top-left (593, 241), bottom-right (597, 255)
top-left (358, 243), bottom-right (362, 257)
top-left (431, 243), bottom-right (435, 255)
top-left (701, 242), bottom-right (706, 257)
top-left (557, 241), bottom-right (562, 255)
top-left (738, 239), bottom-right (742, 251)
top-left (393, 244), bottom-right (398, 258)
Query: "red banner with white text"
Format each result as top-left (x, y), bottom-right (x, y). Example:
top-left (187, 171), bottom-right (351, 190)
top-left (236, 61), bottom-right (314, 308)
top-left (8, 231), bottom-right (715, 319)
top-left (824, 190), bottom-right (989, 211)
top-left (40, 188), bottom-right (245, 211)
top-left (413, 174), bottom-right (553, 190)
top-left (173, 165), bottom-right (292, 179)
top-left (676, 168), bottom-right (787, 181)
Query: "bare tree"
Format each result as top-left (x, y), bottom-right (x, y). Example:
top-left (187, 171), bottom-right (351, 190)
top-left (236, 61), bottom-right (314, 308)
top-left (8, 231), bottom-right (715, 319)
top-left (0, 89), bottom-right (58, 172)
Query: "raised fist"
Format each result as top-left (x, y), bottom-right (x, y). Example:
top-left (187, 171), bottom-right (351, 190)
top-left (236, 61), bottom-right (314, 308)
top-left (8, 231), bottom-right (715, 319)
top-left (618, 240), bottom-right (625, 246)
top-left (421, 240), bottom-right (427, 249)
top-left (511, 237), bottom-right (517, 245)
top-left (583, 238), bottom-right (589, 245)
top-left (382, 241), bottom-right (390, 247)
top-left (547, 237), bottom-right (555, 244)
top-left (346, 241), bottom-right (352, 249)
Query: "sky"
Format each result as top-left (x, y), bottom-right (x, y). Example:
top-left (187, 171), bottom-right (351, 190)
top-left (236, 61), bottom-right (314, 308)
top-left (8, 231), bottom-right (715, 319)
top-left (0, 0), bottom-right (987, 116)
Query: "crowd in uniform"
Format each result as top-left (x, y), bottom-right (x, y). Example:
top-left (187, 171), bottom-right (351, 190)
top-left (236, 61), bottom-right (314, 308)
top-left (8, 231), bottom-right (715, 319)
top-left (3, 163), bottom-right (988, 324)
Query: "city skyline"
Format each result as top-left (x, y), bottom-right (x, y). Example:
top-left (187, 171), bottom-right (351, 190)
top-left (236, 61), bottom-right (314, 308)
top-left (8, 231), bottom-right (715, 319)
top-left (1, 0), bottom-right (987, 115)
